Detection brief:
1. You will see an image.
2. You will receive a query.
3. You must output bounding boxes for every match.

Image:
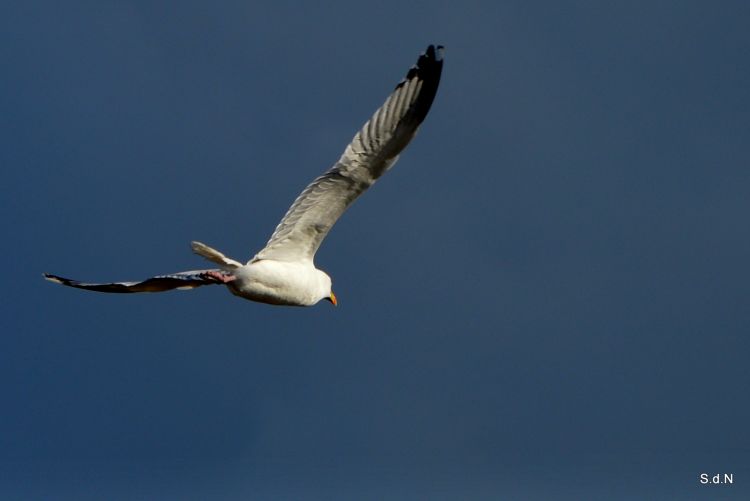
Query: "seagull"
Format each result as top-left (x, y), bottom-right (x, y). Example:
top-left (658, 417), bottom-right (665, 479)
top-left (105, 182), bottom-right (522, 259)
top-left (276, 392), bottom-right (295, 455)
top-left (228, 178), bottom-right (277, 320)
top-left (44, 45), bottom-right (444, 306)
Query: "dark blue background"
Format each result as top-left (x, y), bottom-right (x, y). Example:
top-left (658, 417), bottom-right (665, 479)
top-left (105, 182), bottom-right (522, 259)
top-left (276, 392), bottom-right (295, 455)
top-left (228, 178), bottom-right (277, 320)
top-left (3, 1), bottom-right (749, 499)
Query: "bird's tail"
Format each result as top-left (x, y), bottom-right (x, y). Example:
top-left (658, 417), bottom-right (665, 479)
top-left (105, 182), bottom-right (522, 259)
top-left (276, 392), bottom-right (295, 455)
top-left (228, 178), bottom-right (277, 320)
top-left (191, 241), bottom-right (242, 268)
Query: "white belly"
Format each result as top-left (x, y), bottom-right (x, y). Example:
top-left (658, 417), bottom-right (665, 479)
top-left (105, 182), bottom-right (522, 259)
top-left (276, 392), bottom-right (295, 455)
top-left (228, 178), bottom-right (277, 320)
top-left (227, 259), bottom-right (330, 306)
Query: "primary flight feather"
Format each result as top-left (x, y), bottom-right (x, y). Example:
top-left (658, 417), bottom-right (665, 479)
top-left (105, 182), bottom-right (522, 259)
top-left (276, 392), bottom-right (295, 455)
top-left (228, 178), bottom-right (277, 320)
top-left (44, 44), bottom-right (444, 306)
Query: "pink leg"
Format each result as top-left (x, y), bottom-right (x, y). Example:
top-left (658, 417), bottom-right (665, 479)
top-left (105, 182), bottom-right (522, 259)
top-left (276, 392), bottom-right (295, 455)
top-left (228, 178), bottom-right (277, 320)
top-left (203, 270), bottom-right (237, 283)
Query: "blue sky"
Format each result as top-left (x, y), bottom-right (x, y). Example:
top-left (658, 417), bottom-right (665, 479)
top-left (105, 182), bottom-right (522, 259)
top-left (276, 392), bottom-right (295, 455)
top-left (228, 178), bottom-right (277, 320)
top-left (3, 1), bottom-right (750, 499)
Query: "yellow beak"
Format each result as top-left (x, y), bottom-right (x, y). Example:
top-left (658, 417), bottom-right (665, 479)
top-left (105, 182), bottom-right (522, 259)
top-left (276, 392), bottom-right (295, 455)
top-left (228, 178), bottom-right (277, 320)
top-left (329, 291), bottom-right (338, 306)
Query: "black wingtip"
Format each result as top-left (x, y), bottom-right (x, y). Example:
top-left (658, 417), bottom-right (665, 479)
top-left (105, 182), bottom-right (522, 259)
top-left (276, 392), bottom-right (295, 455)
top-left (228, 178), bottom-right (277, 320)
top-left (426, 44), bottom-right (445, 62)
top-left (398, 44), bottom-right (444, 91)
top-left (43, 273), bottom-right (66, 285)
top-left (389, 44), bottom-right (444, 127)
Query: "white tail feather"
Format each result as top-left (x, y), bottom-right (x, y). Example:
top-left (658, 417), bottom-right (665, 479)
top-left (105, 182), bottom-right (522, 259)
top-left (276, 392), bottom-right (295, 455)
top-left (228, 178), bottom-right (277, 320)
top-left (191, 241), bottom-right (242, 269)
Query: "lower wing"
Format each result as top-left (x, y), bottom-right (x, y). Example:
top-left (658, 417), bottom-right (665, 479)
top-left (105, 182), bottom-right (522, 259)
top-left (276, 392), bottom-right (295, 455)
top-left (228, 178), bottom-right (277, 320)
top-left (43, 270), bottom-right (226, 293)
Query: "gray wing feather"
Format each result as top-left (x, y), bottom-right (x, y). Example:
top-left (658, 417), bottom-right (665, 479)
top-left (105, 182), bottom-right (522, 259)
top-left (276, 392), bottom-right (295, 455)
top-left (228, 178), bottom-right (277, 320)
top-left (43, 270), bottom-right (225, 293)
top-left (254, 45), bottom-right (444, 262)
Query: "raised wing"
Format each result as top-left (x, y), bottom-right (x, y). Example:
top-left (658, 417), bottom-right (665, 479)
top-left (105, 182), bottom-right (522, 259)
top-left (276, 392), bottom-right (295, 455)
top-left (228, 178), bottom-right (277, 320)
top-left (254, 44), bottom-right (444, 263)
top-left (43, 270), bottom-right (226, 293)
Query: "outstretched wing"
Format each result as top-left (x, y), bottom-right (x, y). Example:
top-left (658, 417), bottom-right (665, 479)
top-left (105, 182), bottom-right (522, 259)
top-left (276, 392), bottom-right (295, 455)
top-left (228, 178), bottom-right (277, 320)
top-left (254, 44), bottom-right (444, 263)
top-left (43, 270), bottom-right (226, 293)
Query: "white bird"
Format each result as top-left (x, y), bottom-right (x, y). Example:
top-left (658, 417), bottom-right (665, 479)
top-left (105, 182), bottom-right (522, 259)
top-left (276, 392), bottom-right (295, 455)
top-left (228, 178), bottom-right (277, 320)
top-left (44, 45), bottom-right (444, 306)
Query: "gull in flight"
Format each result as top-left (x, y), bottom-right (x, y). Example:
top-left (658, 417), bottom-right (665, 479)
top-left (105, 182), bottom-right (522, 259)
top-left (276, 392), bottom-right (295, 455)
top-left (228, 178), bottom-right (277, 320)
top-left (44, 45), bottom-right (444, 306)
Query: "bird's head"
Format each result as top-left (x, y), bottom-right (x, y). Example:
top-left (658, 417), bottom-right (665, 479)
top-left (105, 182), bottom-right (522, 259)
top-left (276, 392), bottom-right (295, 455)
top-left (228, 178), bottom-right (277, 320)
top-left (316, 269), bottom-right (337, 307)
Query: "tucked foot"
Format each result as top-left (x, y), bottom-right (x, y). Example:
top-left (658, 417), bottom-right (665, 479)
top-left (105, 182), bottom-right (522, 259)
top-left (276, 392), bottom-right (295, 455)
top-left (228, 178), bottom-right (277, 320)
top-left (202, 270), bottom-right (237, 283)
